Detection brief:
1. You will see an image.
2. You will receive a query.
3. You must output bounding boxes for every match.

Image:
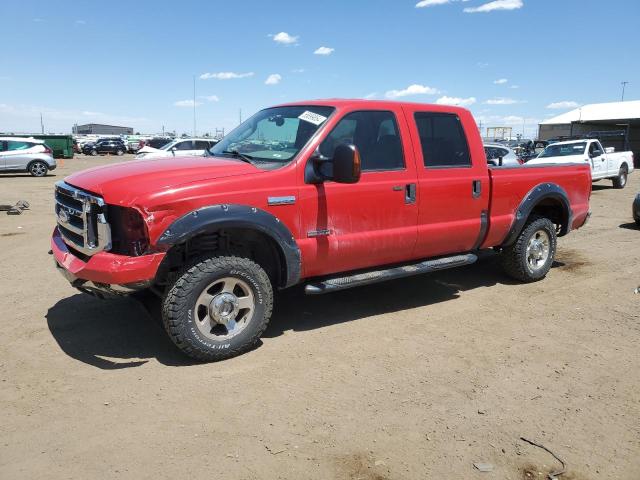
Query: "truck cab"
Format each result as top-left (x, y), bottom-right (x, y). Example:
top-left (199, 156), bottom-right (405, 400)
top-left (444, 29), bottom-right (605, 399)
top-left (52, 100), bottom-right (592, 361)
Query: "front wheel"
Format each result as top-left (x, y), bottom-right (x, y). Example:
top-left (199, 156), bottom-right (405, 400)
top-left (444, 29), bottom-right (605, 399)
top-left (612, 165), bottom-right (628, 189)
top-left (116, 149), bottom-right (124, 156)
top-left (501, 216), bottom-right (557, 282)
top-left (28, 160), bottom-right (48, 177)
top-left (90, 149), bottom-right (98, 156)
top-left (161, 256), bottom-right (273, 361)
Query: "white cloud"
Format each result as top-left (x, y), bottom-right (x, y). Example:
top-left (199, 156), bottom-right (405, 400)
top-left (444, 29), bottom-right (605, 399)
top-left (32, 18), bottom-right (44, 22)
top-left (416, 0), bottom-right (452, 7)
top-left (199, 72), bottom-right (254, 80)
top-left (174, 99), bottom-right (202, 107)
top-left (75, 19), bottom-right (86, 25)
top-left (362, 92), bottom-right (378, 99)
top-left (81, 111), bottom-right (103, 116)
top-left (493, 78), bottom-right (508, 84)
top-left (435, 96), bottom-right (477, 106)
top-left (314, 46), bottom-right (335, 56)
top-left (477, 62), bottom-right (490, 68)
top-left (200, 95), bottom-right (220, 102)
top-left (546, 101), bottom-right (580, 109)
top-left (510, 85), bottom-right (520, 89)
top-left (484, 97), bottom-right (522, 105)
top-left (385, 84), bottom-right (440, 99)
top-left (271, 32), bottom-right (298, 45)
top-left (464, 0), bottom-right (523, 13)
top-left (291, 68), bottom-right (305, 73)
top-left (265, 74), bottom-right (282, 85)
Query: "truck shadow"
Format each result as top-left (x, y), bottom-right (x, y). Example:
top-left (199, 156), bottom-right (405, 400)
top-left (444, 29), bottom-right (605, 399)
top-left (46, 294), bottom-right (197, 369)
top-left (264, 253), bottom-right (519, 338)
top-left (46, 253), bottom-right (549, 368)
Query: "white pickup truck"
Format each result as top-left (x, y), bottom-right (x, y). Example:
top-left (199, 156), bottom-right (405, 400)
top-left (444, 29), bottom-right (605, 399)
top-left (528, 139), bottom-right (634, 188)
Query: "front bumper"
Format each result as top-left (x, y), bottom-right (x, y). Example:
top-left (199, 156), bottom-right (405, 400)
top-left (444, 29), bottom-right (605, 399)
top-left (52, 227), bottom-right (165, 297)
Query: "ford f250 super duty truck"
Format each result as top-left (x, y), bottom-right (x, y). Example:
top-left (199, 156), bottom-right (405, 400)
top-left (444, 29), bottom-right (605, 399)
top-left (52, 100), bottom-right (592, 361)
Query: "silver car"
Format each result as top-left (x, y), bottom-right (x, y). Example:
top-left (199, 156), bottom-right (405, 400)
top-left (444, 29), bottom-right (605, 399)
top-left (0, 137), bottom-right (57, 177)
top-left (483, 143), bottom-right (521, 167)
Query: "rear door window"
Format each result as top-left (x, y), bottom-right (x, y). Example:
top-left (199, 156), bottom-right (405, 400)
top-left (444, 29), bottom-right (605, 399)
top-left (414, 113), bottom-right (471, 168)
top-left (194, 141), bottom-right (210, 149)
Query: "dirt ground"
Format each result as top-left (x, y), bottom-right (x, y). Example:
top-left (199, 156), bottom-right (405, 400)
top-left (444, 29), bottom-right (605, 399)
top-left (0, 154), bottom-right (639, 480)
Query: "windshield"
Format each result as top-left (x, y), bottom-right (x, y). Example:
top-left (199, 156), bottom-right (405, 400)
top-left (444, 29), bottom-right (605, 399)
top-left (539, 142), bottom-right (587, 158)
top-left (210, 105), bottom-right (335, 165)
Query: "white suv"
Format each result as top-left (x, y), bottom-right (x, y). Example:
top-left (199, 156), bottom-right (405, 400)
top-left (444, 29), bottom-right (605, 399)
top-left (135, 138), bottom-right (218, 160)
top-left (0, 137), bottom-right (57, 177)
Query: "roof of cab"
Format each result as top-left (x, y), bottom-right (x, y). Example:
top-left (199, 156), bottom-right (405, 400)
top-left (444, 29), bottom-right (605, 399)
top-left (275, 98), bottom-right (471, 114)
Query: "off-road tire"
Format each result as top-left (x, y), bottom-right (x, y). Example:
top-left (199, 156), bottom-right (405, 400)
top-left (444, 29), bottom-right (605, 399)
top-left (28, 160), bottom-right (48, 177)
top-left (161, 256), bottom-right (273, 361)
top-left (612, 165), bottom-right (628, 189)
top-left (501, 216), bottom-right (557, 283)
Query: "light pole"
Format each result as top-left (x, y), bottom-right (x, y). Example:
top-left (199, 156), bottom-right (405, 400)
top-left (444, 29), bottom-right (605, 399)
top-left (621, 81), bottom-right (629, 101)
top-left (193, 75), bottom-right (197, 137)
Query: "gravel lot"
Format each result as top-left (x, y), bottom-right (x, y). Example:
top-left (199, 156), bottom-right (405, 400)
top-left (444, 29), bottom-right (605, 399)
top-left (1, 154), bottom-right (639, 479)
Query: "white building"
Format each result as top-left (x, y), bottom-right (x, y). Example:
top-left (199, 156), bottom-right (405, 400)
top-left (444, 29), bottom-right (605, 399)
top-left (539, 101), bottom-right (640, 166)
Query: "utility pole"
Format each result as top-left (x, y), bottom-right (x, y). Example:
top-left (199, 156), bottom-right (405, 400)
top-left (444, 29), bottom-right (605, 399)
top-left (192, 75), bottom-right (197, 137)
top-left (40, 113), bottom-right (44, 134)
top-left (621, 81), bottom-right (629, 101)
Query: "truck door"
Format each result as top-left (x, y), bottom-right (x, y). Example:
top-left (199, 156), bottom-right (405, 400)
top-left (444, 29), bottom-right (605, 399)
top-left (298, 108), bottom-right (418, 277)
top-left (589, 141), bottom-right (607, 179)
top-left (405, 108), bottom-right (490, 258)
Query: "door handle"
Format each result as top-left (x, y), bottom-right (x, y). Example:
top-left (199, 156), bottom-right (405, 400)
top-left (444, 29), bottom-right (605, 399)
top-left (472, 180), bottom-right (482, 198)
top-left (405, 183), bottom-right (416, 204)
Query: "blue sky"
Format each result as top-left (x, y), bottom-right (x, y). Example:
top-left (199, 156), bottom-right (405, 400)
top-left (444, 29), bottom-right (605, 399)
top-left (1, 0), bottom-right (638, 137)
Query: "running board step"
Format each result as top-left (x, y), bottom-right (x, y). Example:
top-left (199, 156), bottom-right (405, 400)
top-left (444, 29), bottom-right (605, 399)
top-left (304, 253), bottom-right (478, 295)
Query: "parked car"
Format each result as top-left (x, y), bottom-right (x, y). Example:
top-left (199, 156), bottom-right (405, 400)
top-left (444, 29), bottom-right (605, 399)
top-left (0, 137), bottom-right (56, 177)
top-left (528, 139), bottom-right (634, 188)
top-left (633, 193), bottom-right (640, 226)
top-left (82, 138), bottom-right (127, 156)
top-left (52, 100), bottom-right (591, 361)
top-left (483, 143), bottom-right (521, 166)
top-left (138, 137), bottom-right (173, 151)
top-left (127, 139), bottom-right (142, 153)
top-left (135, 138), bottom-right (218, 159)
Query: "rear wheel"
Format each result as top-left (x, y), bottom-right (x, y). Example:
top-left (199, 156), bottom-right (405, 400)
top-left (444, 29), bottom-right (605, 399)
top-left (161, 256), bottom-right (273, 361)
top-left (501, 216), bottom-right (557, 282)
top-left (28, 161), bottom-right (48, 177)
top-left (116, 149), bottom-right (124, 156)
top-left (90, 149), bottom-right (98, 156)
top-left (612, 165), bottom-right (628, 189)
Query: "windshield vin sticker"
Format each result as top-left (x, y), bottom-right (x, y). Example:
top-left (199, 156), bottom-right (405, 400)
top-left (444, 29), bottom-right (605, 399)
top-left (298, 111), bottom-right (327, 126)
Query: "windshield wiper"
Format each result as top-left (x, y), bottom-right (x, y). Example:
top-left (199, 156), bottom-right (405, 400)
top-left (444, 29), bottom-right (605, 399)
top-left (221, 150), bottom-right (254, 163)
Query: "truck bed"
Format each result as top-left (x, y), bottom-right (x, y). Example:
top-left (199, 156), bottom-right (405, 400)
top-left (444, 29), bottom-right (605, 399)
top-left (483, 162), bottom-right (592, 248)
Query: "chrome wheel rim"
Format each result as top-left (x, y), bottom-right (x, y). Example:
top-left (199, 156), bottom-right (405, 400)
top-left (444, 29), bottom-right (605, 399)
top-left (526, 230), bottom-right (550, 271)
top-left (193, 277), bottom-right (255, 340)
top-left (620, 172), bottom-right (627, 186)
top-left (31, 162), bottom-right (47, 176)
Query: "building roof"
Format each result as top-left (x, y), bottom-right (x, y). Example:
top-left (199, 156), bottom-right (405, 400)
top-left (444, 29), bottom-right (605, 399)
top-left (541, 100), bottom-right (640, 125)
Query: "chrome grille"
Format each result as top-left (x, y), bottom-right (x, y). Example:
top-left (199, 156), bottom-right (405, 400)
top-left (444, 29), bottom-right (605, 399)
top-left (54, 181), bottom-right (111, 256)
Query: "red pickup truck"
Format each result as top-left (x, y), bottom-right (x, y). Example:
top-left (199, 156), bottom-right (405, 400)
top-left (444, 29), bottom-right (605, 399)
top-left (52, 100), bottom-right (591, 361)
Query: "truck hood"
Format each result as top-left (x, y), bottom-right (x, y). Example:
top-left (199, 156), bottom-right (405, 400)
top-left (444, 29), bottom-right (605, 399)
top-left (65, 155), bottom-right (262, 204)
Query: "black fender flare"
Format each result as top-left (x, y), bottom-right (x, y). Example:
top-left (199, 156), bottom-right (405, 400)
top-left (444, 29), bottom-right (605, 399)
top-left (501, 183), bottom-right (573, 247)
top-left (157, 204), bottom-right (301, 287)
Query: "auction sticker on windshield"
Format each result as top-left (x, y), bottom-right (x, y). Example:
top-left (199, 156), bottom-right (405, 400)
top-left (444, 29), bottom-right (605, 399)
top-left (298, 111), bottom-right (327, 126)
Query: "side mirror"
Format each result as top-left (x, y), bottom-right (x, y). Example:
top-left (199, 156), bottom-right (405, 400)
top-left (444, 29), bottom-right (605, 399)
top-left (304, 143), bottom-right (361, 184)
top-left (170, 146), bottom-right (177, 155)
top-left (332, 144), bottom-right (361, 184)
